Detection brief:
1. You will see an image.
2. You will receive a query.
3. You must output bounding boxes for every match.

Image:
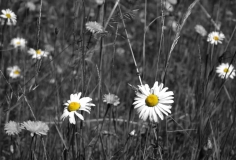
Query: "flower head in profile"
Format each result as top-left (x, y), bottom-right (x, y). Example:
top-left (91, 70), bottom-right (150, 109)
top-left (95, 0), bottom-right (104, 5)
top-left (207, 31), bottom-right (225, 45)
top-left (10, 38), bottom-right (27, 49)
top-left (163, 1), bottom-right (174, 12)
top-left (133, 81), bottom-right (174, 123)
top-left (21, 121), bottom-right (49, 137)
top-left (216, 63), bottom-right (235, 79)
top-left (0, 9), bottom-right (17, 25)
top-left (86, 21), bottom-right (104, 34)
top-left (4, 121), bottom-right (22, 136)
top-left (103, 93), bottom-right (120, 106)
top-left (7, 66), bottom-right (21, 79)
top-left (61, 93), bottom-right (95, 124)
top-left (195, 24), bottom-right (207, 37)
top-left (28, 48), bottom-right (49, 59)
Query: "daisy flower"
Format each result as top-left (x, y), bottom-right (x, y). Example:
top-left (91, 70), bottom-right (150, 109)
top-left (163, 1), bottom-right (174, 12)
top-left (61, 93), bottom-right (95, 124)
top-left (28, 48), bottom-right (49, 59)
top-left (0, 9), bottom-right (17, 25)
top-left (207, 31), bottom-right (225, 45)
top-left (216, 63), bottom-right (235, 79)
top-left (103, 93), bottom-right (120, 106)
top-left (133, 81), bottom-right (174, 123)
top-left (21, 121), bottom-right (49, 137)
top-left (195, 24), bottom-right (207, 37)
top-left (86, 21), bottom-right (104, 34)
top-left (7, 65), bottom-right (21, 79)
top-left (95, 0), bottom-right (104, 5)
top-left (4, 121), bottom-right (22, 136)
top-left (10, 38), bottom-right (27, 49)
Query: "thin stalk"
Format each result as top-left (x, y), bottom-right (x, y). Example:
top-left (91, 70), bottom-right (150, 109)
top-left (142, 0), bottom-right (147, 80)
top-left (118, 5), bottom-right (143, 85)
top-left (155, 0), bottom-right (165, 81)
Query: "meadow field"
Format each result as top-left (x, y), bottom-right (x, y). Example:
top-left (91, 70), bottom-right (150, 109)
top-left (1, 0), bottom-right (236, 159)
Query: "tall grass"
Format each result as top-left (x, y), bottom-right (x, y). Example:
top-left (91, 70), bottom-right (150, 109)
top-left (1, 0), bottom-right (236, 160)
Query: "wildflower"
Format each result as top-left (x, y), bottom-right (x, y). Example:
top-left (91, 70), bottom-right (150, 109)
top-left (28, 48), bottom-right (49, 59)
top-left (195, 24), bottom-right (207, 37)
top-left (216, 63), bottom-right (235, 79)
top-left (25, 1), bottom-right (36, 11)
top-left (95, 0), bottom-right (104, 5)
top-left (133, 81), bottom-right (174, 123)
top-left (171, 20), bottom-right (178, 32)
top-left (4, 121), bottom-right (22, 136)
top-left (7, 66), bottom-right (21, 79)
top-left (163, 1), bottom-right (174, 12)
top-left (103, 93), bottom-right (120, 106)
top-left (207, 31), bottom-right (225, 45)
top-left (130, 130), bottom-right (136, 136)
top-left (61, 93), bottom-right (95, 124)
top-left (0, 9), bottom-right (17, 25)
top-left (10, 38), bottom-right (27, 49)
top-left (21, 121), bottom-right (49, 137)
top-left (86, 21), bottom-right (104, 34)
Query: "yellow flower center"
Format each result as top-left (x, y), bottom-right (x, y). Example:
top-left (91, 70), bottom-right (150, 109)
top-left (68, 102), bottom-right (80, 112)
top-left (36, 50), bottom-right (41, 55)
top-left (145, 94), bottom-right (159, 107)
top-left (213, 36), bottom-right (219, 41)
top-left (223, 68), bottom-right (229, 73)
top-left (13, 70), bottom-right (20, 75)
top-left (6, 13), bottom-right (11, 19)
top-left (16, 41), bottom-right (21, 45)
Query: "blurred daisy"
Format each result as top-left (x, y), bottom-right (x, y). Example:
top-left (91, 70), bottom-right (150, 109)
top-left (21, 121), bottom-right (49, 137)
top-left (10, 38), bottom-right (27, 49)
top-left (7, 66), bottom-right (21, 79)
top-left (0, 9), bottom-right (17, 25)
top-left (103, 93), bottom-right (120, 106)
top-left (61, 93), bottom-right (95, 124)
top-left (129, 130), bottom-right (136, 136)
top-left (133, 81), bottom-right (174, 123)
top-left (4, 121), bottom-right (22, 136)
top-left (207, 31), bottom-right (225, 45)
top-left (163, 1), bottom-right (174, 12)
top-left (86, 21), bottom-right (104, 34)
top-left (25, 1), bottom-right (36, 11)
top-left (216, 63), bottom-right (235, 79)
top-left (95, 0), bottom-right (104, 5)
top-left (195, 24), bottom-right (207, 37)
top-left (28, 48), bottom-right (49, 59)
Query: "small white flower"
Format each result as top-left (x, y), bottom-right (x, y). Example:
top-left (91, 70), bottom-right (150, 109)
top-left (103, 93), bottom-right (120, 106)
top-left (25, 2), bottom-right (36, 11)
top-left (10, 38), bottom-right (27, 49)
top-left (95, 0), bottom-right (104, 5)
top-left (171, 21), bottom-right (178, 32)
top-left (129, 130), bottom-right (136, 136)
top-left (4, 121), bottom-right (22, 136)
top-left (133, 81), bottom-right (174, 123)
top-left (163, 1), bottom-right (174, 12)
top-left (0, 9), bottom-right (17, 25)
top-left (216, 63), bottom-right (235, 79)
top-left (21, 121), bottom-right (49, 137)
top-left (28, 48), bottom-right (49, 59)
top-left (61, 93), bottom-right (95, 124)
top-left (195, 24), bottom-right (207, 37)
top-left (207, 31), bottom-right (225, 45)
top-left (7, 66), bottom-right (21, 79)
top-left (86, 21), bottom-right (104, 34)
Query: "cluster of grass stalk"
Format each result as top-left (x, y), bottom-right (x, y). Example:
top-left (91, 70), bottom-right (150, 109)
top-left (1, 0), bottom-right (236, 159)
